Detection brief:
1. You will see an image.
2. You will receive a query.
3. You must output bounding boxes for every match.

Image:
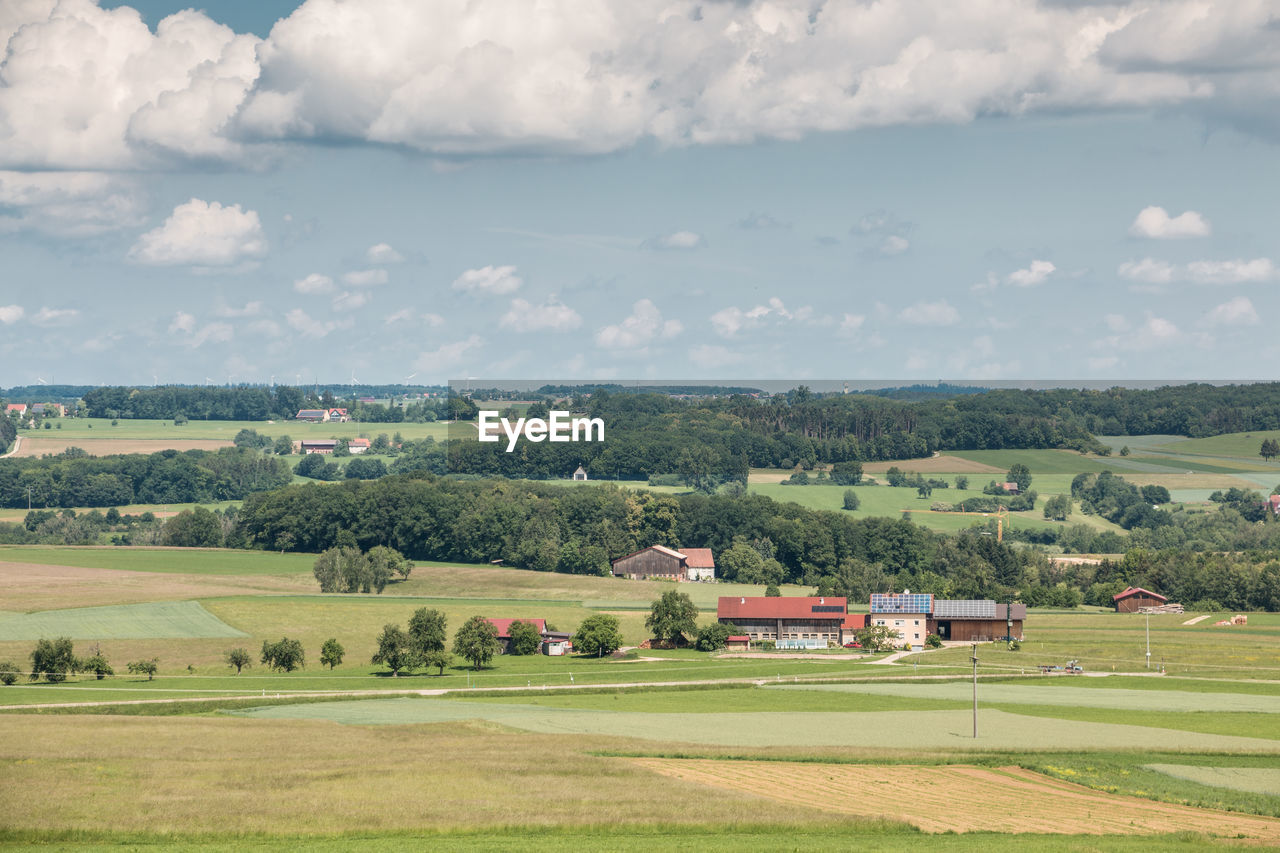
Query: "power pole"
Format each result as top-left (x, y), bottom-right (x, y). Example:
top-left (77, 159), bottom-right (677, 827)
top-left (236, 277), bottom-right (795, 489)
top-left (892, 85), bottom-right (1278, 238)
top-left (971, 642), bottom-right (979, 739)
top-left (1145, 612), bottom-right (1151, 670)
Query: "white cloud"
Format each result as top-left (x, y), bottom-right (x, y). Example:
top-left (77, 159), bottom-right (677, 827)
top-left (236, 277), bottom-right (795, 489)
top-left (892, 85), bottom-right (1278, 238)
top-left (423, 312), bottom-right (446, 328)
top-left (294, 273), bottom-right (335, 294)
top-left (710, 297), bottom-right (807, 337)
top-left (413, 335), bottom-right (483, 373)
top-left (1118, 258), bottom-right (1175, 284)
top-left (169, 311), bottom-right (197, 334)
top-left (7, 1), bottom-right (1280, 171)
top-left (839, 313), bottom-right (866, 335)
top-left (899, 300), bottom-right (959, 326)
top-left (30, 307), bottom-right (79, 327)
top-left (644, 230), bottom-right (704, 251)
top-left (248, 319), bottom-right (285, 338)
top-left (1100, 315), bottom-right (1181, 352)
top-left (689, 344), bottom-right (743, 368)
top-left (129, 199), bottom-right (267, 267)
top-left (1129, 206), bottom-right (1211, 239)
top-left (215, 301), bottom-right (264, 318)
top-left (451, 265), bottom-right (522, 295)
top-left (366, 242), bottom-right (404, 263)
top-left (386, 309), bottom-right (446, 327)
top-left (333, 291), bottom-right (372, 311)
top-left (0, 5), bottom-right (261, 169)
top-left (878, 235), bottom-right (910, 256)
top-left (1007, 259), bottom-right (1056, 287)
top-left (0, 305), bottom-right (24, 325)
top-left (189, 322), bottom-right (234, 348)
top-left (1185, 258), bottom-right (1275, 285)
top-left (595, 299), bottom-right (682, 349)
top-left (0, 171), bottom-right (145, 236)
top-left (1088, 356), bottom-right (1119, 371)
top-left (1103, 314), bottom-right (1130, 333)
top-left (286, 308), bottom-right (344, 338)
top-left (1204, 296), bottom-right (1259, 326)
top-left (738, 212), bottom-right (788, 230)
top-left (343, 269), bottom-right (389, 287)
top-left (499, 298), bottom-right (583, 332)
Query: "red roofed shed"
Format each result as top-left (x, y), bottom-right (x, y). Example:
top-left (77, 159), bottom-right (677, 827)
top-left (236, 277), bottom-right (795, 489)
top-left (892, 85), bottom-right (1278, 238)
top-left (717, 596), bottom-right (848, 648)
top-left (1113, 587), bottom-right (1168, 613)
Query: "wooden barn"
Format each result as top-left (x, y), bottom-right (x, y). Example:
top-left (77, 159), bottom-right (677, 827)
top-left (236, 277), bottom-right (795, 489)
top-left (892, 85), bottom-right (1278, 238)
top-left (931, 602), bottom-right (1025, 642)
top-left (610, 545), bottom-right (714, 581)
top-left (1113, 587), bottom-right (1168, 613)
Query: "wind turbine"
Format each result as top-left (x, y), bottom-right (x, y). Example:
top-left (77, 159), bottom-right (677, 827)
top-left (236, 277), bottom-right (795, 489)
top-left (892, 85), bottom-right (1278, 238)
top-left (36, 377), bottom-right (47, 385)
top-left (205, 377), bottom-right (213, 386)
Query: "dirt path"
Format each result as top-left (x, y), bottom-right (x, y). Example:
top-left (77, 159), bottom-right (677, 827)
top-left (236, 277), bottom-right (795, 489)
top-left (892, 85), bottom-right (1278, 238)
top-left (0, 436), bottom-right (19, 459)
top-left (1183, 614), bottom-right (1212, 625)
top-left (631, 758), bottom-right (1280, 839)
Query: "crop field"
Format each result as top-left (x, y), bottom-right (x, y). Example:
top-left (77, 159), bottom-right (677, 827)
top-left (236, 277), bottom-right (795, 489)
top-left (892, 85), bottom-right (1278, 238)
top-left (630, 759), bottom-right (1280, 839)
top-left (4, 546), bottom-right (1280, 848)
top-left (1145, 765), bottom-right (1280, 797)
top-left (0, 600), bottom-right (247, 640)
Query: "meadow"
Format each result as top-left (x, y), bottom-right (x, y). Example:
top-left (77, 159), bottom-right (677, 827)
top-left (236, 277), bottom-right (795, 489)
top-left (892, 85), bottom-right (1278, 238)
top-left (3, 489), bottom-right (1280, 848)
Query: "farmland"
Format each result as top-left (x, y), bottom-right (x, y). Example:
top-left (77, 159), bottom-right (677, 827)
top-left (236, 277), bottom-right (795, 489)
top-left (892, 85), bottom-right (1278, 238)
top-left (1, 545), bottom-right (1279, 848)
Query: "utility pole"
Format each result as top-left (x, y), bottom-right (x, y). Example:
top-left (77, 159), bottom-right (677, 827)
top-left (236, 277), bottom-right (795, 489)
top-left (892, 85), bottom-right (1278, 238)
top-left (1145, 612), bottom-right (1151, 670)
top-left (971, 642), bottom-right (979, 739)
top-left (27, 486), bottom-right (32, 511)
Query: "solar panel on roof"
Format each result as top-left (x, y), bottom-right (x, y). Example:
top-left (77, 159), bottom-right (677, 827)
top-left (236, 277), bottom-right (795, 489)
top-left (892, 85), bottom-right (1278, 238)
top-left (934, 599), bottom-right (996, 619)
top-left (870, 593), bottom-right (933, 614)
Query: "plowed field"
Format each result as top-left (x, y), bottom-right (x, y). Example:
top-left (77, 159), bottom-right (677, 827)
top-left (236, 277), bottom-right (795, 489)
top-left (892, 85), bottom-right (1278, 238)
top-left (630, 758), bottom-right (1280, 838)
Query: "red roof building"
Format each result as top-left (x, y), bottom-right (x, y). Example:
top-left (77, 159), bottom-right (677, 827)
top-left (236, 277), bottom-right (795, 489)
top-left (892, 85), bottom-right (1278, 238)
top-left (483, 618), bottom-right (549, 654)
top-left (717, 596), bottom-right (847, 649)
top-left (1113, 587), bottom-right (1168, 613)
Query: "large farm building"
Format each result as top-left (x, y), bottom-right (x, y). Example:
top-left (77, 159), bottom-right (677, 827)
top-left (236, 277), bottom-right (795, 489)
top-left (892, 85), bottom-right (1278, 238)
top-left (719, 593), bottom-right (1026, 651)
top-left (1112, 587), bottom-right (1168, 612)
top-left (611, 545), bottom-right (716, 581)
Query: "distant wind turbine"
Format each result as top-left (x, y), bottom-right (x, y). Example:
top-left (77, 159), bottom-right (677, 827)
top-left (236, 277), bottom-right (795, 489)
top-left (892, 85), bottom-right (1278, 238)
top-left (36, 377), bottom-right (47, 385)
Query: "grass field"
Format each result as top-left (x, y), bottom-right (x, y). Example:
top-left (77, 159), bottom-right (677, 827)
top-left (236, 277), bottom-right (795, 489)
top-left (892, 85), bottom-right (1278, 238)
top-left (5, 545), bottom-right (1280, 847)
top-left (0, 600), bottom-right (247, 640)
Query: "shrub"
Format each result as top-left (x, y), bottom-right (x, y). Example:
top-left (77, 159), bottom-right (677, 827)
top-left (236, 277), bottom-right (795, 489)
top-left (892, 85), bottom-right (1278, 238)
top-left (0, 662), bottom-right (20, 685)
top-left (695, 622), bottom-right (739, 652)
top-left (924, 634), bottom-right (942, 649)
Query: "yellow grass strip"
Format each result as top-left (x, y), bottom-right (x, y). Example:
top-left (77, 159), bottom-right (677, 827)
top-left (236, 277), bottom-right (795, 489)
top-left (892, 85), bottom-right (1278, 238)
top-left (628, 758), bottom-right (1280, 839)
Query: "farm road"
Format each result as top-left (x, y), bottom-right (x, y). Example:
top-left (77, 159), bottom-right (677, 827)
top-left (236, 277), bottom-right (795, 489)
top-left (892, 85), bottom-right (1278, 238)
top-left (0, 436), bottom-right (19, 458)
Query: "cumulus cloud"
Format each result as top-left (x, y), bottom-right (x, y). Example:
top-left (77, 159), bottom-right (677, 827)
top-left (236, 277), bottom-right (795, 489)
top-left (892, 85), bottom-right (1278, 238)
top-left (452, 265), bottom-right (522, 295)
top-left (342, 268), bottom-right (389, 287)
top-left (1204, 296), bottom-right (1259, 326)
top-left (899, 300), bottom-right (959, 326)
top-left (1007, 259), bottom-right (1056, 286)
top-left (1118, 257), bottom-right (1176, 284)
top-left (189, 322), bottom-right (234, 347)
top-left (7, 1), bottom-right (1280, 172)
top-left (644, 230), bottom-right (704, 251)
top-left (595, 299), bottom-right (682, 349)
top-left (285, 308), bottom-right (346, 338)
top-left (0, 172), bottom-right (145, 236)
top-left (332, 290), bottom-right (372, 311)
top-left (366, 242), bottom-right (404, 263)
top-left (386, 309), bottom-right (446, 327)
top-left (129, 199), bottom-right (267, 267)
top-left (0, 305), bottom-right (25, 325)
top-left (710, 297), bottom-right (809, 337)
top-left (738, 212), bottom-right (789, 230)
top-left (215, 301), bottom-right (264, 318)
top-left (1129, 206), bottom-right (1211, 239)
top-left (294, 273), bottom-right (335, 294)
top-left (1185, 258), bottom-right (1275, 285)
top-left (1100, 315), bottom-right (1182, 352)
top-left (499, 298), bottom-right (583, 332)
top-left (839, 313), bottom-right (866, 335)
top-left (169, 311), bottom-right (197, 334)
top-left (30, 307), bottom-right (79, 327)
top-left (0, 4), bottom-right (261, 169)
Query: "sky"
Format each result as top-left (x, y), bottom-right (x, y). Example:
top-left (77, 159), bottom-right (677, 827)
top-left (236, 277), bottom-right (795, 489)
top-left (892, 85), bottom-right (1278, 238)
top-left (1, 0), bottom-right (1278, 386)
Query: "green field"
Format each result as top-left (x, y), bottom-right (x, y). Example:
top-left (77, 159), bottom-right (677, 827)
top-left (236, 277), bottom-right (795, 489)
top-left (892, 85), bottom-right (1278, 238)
top-left (0, 601), bottom-right (247, 640)
top-left (5, 545), bottom-right (1280, 847)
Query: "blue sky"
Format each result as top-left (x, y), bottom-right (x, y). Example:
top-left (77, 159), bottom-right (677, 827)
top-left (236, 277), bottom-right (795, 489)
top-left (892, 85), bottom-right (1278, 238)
top-left (2, 1), bottom-right (1277, 385)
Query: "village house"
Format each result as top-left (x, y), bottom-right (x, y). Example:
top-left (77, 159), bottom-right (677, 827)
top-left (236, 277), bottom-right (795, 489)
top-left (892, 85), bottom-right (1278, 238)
top-left (481, 618), bottom-right (572, 655)
top-left (867, 592), bottom-right (1026, 648)
top-left (5, 403), bottom-right (27, 417)
top-left (295, 408), bottom-right (328, 422)
top-left (299, 439), bottom-right (338, 455)
top-left (347, 438), bottom-right (371, 454)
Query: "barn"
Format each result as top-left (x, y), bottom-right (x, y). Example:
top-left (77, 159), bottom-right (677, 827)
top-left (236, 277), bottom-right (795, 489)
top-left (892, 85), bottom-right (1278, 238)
top-left (611, 545), bottom-right (714, 581)
top-left (868, 592), bottom-right (1026, 646)
top-left (483, 618), bottom-right (548, 653)
top-left (716, 596), bottom-right (848, 649)
top-left (1113, 587), bottom-right (1168, 613)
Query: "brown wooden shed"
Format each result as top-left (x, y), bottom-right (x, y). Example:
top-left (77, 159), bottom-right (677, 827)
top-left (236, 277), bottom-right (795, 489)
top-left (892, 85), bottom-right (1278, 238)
top-left (1113, 587), bottom-right (1168, 613)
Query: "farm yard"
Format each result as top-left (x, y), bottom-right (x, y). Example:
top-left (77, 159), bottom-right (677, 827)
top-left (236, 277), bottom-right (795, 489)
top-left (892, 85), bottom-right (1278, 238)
top-left (1, 544), bottom-right (1280, 849)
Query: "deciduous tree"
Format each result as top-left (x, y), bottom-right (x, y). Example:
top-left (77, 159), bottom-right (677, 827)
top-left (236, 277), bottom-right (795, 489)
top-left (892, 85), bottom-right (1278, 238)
top-left (645, 590), bottom-right (698, 645)
top-left (225, 647), bottom-right (251, 674)
top-left (320, 638), bottom-right (345, 669)
top-left (453, 616), bottom-right (501, 670)
top-left (29, 636), bottom-right (76, 683)
top-left (506, 619), bottom-right (543, 656)
top-left (573, 614), bottom-right (623, 657)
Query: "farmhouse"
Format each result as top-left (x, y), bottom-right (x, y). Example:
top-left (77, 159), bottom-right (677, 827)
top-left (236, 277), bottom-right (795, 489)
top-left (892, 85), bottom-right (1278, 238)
top-left (328, 408), bottom-right (349, 422)
top-left (717, 596), bottom-right (847, 649)
top-left (611, 545), bottom-right (715, 581)
top-left (1113, 587), bottom-right (1168, 613)
top-left (1002, 481), bottom-right (1022, 495)
top-left (299, 439), bottom-right (338, 455)
top-left (348, 438), bottom-right (371, 454)
top-left (481, 618), bottom-right (570, 654)
top-left (295, 409), bottom-right (328, 422)
top-left (870, 592), bottom-right (1026, 648)
top-left (1265, 494), bottom-right (1280, 515)
top-left (5, 403), bottom-right (27, 416)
